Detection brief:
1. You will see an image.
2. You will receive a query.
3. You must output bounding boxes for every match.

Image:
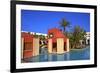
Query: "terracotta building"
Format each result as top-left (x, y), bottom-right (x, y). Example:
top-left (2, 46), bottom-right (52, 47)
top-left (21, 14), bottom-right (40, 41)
top-left (21, 32), bottom-right (39, 59)
top-left (21, 28), bottom-right (70, 59)
top-left (48, 28), bottom-right (70, 54)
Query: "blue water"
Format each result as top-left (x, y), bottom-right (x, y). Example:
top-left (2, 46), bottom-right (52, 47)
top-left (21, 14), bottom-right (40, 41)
top-left (23, 46), bottom-right (90, 62)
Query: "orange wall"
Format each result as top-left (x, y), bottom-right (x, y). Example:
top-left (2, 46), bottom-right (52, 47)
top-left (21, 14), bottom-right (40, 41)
top-left (48, 28), bottom-right (68, 42)
top-left (22, 32), bottom-right (34, 59)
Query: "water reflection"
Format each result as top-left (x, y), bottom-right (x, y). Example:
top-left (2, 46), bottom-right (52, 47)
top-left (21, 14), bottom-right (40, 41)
top-left (23, 47), bottom-right (90, 62)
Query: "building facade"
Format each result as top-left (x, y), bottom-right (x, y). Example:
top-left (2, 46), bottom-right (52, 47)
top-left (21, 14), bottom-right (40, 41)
top-left (80, 32), bottom-right (90, 46)
top-left (48, 28), bottom-right (70, 54)
top-left (21, 29), bottom-right (70, 59)
top-left (85, 32), bottom-right (90, 45)
top-left (21, 32), bottom-right (39, 59)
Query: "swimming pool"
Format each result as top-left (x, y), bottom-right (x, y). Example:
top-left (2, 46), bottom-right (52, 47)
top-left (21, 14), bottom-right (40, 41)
top-left (23, 46), bottom-right (90, 62)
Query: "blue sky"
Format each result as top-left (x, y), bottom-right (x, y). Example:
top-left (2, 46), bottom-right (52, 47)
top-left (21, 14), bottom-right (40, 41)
top-left (21, 10), bottom-right (90, 34)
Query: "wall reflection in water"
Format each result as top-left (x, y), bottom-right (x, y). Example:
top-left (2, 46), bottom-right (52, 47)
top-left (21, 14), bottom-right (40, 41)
top-left (23, 47), bottom-right (90, 63)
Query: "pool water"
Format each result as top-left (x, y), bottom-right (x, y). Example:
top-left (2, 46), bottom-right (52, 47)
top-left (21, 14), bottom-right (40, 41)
top-left (23, 46), bottom-right (90, 62)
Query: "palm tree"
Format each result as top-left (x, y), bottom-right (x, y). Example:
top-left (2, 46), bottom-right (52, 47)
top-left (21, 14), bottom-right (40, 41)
top-left (39, 35), bottom-right (46, 40)
top-left (34, 33), bottom-right (39, 38)
top-left (59, 18), bottom-right (70, 33)
top-left (70, 25), bottom-right (86, 49)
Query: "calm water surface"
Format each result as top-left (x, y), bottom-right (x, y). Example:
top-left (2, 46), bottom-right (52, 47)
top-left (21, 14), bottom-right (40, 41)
top-left (23, 46), bottom-right (90, 62)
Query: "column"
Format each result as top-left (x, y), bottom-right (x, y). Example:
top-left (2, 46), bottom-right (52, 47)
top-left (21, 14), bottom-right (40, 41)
top-left (48, 39), bottom-right (52, 53)
top-left (33, 38), bottom-right (39, 56)
top-left (86, 39), bottom-right (88, 45)
top-left (32, 38), bottom-right (35, 56)
top-left (57, 38), bottom-right (64, 54)
top-left (66, 38), bottom-right (70, 52)
top-left (21, 37), bottom-right (24, 59)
